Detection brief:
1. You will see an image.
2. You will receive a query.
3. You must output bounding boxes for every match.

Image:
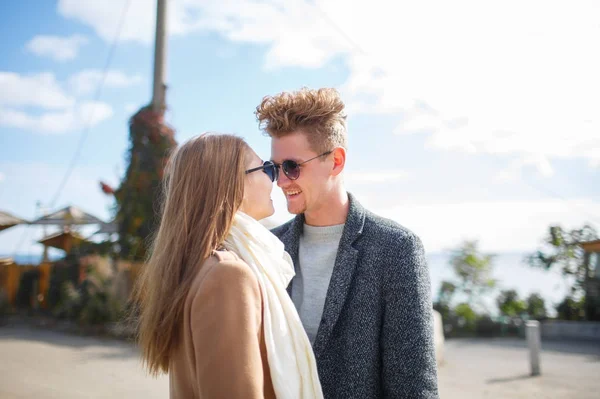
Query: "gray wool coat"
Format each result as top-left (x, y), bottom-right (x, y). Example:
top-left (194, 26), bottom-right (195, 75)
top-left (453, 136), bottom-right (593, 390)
top-left (272, 193), bottom-right (439, 399)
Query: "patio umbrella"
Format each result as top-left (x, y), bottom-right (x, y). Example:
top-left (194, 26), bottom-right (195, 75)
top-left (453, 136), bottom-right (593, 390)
top-left (93, 221), bottom-right (118, 235)
top-left (29, 205), bottom-right (104, 226)
top-left (38, 230), bottom-right (89, 253)
top-left (0, 210), bottom-right (28, 232)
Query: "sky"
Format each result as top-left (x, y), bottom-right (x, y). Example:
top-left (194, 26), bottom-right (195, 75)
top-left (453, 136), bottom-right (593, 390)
top-left (1, 0), bottom-right (599, 307)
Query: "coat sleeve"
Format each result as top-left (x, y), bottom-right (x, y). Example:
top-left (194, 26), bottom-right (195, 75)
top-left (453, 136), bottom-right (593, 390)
top-left (190, 259), bottom-right (268, 398)
top-left (381, 233), bottom-right (440, 398)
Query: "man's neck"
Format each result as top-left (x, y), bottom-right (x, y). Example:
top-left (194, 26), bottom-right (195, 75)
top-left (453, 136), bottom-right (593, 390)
top-left (304, 190), bottom-right (349, 227)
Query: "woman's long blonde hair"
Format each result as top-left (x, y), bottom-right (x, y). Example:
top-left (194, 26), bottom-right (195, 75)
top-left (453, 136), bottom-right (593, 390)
top-left (132, 133), bottom-right (250, 375)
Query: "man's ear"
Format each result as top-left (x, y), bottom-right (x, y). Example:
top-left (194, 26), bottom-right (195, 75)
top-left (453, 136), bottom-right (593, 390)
top-left (331, 147), bottom-right (346, 177)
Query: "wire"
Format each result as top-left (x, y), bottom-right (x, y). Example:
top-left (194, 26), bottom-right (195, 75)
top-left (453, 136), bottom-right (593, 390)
top-left (522, 175), bottom-right (600, 227)
top-left (11, 225), bottom-right (31, 259)
top-left (49, 0), bottom-right (132, 209)
top-left (310, 1), bottom-right (367, 56)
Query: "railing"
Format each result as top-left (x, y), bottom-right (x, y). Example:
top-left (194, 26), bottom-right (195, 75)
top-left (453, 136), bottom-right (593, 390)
top-left (541, 320), bottom-right (600, 341)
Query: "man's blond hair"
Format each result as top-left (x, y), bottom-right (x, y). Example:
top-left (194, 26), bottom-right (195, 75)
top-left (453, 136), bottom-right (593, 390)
top-left (255, 87), bottom-right (348, 153)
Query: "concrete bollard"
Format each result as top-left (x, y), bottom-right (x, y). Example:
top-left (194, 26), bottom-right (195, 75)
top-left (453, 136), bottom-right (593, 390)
top-left (526, 320), bottom-right (541, 376)
top-left (432, 310), bottom-right (444, 366)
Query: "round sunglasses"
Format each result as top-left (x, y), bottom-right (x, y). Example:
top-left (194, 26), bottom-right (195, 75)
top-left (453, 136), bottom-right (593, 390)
top-left (275, 151), bottom-right (332, 180)
top-left (245, 151), bottom-right (333, 182)
top-left (245, 160), bottom-right (279, 182)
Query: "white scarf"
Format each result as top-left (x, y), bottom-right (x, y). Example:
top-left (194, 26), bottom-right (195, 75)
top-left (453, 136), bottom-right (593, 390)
top-left (224, 212), bottom-right (323, 399)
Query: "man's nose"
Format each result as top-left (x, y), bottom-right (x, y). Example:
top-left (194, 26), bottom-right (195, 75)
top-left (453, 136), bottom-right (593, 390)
top-left (276, 166), bottom-right (289, 187)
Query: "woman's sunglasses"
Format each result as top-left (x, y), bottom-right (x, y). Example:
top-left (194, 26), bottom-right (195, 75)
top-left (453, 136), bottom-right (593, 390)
top-left (245, 160), bottom-right (279, 182)
top-left (275, 151), bottom-right (332, 180)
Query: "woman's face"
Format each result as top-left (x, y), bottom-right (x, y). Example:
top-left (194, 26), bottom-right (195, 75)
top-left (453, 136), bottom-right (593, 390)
top-left (240, 149), bottom-right (275, 221)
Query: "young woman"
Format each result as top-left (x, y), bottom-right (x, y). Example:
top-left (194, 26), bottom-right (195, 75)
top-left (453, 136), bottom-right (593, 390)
top-left (132, 133), bottom-right (322, 398)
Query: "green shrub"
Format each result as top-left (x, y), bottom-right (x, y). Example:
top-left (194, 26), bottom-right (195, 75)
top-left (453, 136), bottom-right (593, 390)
top-left (47, 262), bottom-right (79, 311)
top-left (556, 296), bottom-right (585, 321)
top-left (54, 266), bottom-right (123, 326)
top-left (475, 315), bottom-right (502, 337)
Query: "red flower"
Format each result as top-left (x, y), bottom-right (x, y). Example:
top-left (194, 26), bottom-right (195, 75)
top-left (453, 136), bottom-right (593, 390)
top-left (100, 181), bottom-right (115, 195)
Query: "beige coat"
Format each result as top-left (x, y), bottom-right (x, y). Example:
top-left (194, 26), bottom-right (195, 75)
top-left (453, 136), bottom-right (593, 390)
top-left (169, 249), bottom-right (276, 398)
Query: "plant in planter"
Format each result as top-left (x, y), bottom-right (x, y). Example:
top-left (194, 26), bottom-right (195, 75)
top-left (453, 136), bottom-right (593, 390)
top-left (54, 264), bottom-right (124, 328)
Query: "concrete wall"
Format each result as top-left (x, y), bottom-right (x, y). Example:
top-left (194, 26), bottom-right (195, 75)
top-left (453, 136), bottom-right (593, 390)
top-left (541, 320), bottom-right (600, 341)
top-left (0, 262), bottom-right (52, 308)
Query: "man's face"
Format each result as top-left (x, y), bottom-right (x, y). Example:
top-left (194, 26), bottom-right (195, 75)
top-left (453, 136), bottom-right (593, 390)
top-left (271, 131), bottom-right (331, 215)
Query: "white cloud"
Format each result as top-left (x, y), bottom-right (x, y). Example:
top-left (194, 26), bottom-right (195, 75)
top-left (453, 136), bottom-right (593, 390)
top-left (191, 0), bottom-right (350, 69)
top-left (0, 69), bottom-right (139, 133)
top-left (0, 72), bottom-right (113, 134)
top-left (68, 70), bottom-right (143, 95)
top-left (204, 0), bottom-right (599, 168)
top-left (25, 34), bottom-right (88, 61)
top-left (0, 72), bottom-right (74, 109)
top-left (57, 0), bottom-right (210, 44)
top-left (373, 198), bottom-right (600, 253)
top-left (0, 101), bottom-right (113, 134)
top-left (337, 1), bottom-right (600, 171)
top-left (56, 0), bottom-right (350, 69)
top-left (496, 156), bottom-right (555, 182)
top-left (71, 0), bottom-right (598, 173)
top-left (0, 172), bottom-right (5, 182)
top-left (345, 170), bottom-right (410, 184)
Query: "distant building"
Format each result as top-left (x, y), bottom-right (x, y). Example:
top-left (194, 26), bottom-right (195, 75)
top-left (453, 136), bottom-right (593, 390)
top-left (581, 239), bottom-right (600, 321)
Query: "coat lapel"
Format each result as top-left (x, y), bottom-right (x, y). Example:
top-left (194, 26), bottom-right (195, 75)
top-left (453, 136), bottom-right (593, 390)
top-left (312, 193), bottom-right (365, 358)
top-left (279, 214), bottom-right (304, 295)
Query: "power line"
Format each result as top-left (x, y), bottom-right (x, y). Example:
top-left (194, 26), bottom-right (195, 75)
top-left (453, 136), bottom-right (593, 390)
top-left (467, 141), bottom-right (600, 226)
top-left (49, 0), bottom-right (132, 209)
top-left (522, 175), bottom-right (600, 227)
top-left (310, 1), bottom-right (367, 56)
top-left (11, 225), bottom-right (31, 258)
top-left (11, 202), bottom-right (42, 258)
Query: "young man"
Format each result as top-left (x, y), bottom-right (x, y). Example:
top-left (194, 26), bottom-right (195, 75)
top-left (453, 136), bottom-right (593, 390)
top-left (255, 88), bottom-right (439, 398)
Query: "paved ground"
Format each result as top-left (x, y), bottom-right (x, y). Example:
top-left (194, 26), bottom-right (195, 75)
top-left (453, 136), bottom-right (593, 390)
top-left (0, 325), bottom-right (168, 399)
top-left (1, 324), bottom-right (599, 398)
top-left (439, 338), bottom-right (600, 398)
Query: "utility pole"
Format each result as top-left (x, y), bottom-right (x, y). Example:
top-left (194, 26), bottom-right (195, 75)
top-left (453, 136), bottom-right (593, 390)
top-left (115, 0), bottom-right (175, 261)
top-left (151, 0), bottom-right (168, 112)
